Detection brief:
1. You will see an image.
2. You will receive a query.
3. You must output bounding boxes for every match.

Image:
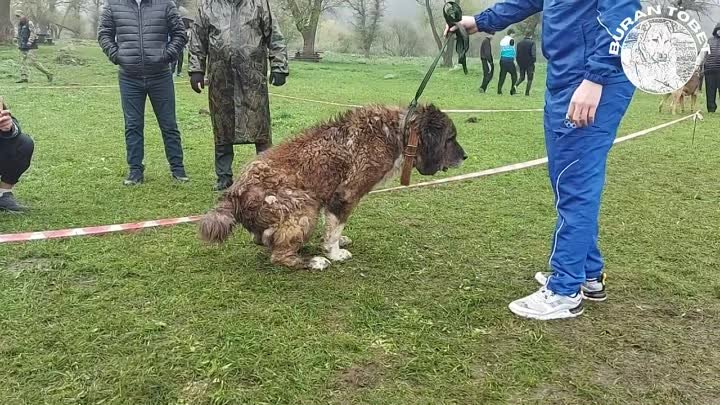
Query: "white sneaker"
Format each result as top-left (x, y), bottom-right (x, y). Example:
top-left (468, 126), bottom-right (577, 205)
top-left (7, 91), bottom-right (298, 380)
top-left (534, 272), bottom-right (607, 302)
top-left (508, 287), bottom-right (584, 320)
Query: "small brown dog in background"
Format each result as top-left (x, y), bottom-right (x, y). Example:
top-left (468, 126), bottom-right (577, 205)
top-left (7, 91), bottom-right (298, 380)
top-left (659, 67), bottom-right (704, 115)
top-left (199, 104), bottom-right (467, 270)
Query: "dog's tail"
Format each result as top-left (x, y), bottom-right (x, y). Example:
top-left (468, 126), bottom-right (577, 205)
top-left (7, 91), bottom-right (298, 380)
top-left (199, 199), bottom-right (237, 244)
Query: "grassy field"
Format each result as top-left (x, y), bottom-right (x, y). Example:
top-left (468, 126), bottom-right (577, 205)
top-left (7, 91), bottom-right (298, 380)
top-left (1, 42), bottom-right (719, 405)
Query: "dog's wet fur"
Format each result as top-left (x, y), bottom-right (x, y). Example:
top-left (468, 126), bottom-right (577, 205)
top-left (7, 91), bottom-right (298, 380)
top-left (199, 104), bottom-right (466, 270)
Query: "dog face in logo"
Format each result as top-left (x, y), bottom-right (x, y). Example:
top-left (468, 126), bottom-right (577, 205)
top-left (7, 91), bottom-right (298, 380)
top-left (638, 21), bottom-right (674, 63)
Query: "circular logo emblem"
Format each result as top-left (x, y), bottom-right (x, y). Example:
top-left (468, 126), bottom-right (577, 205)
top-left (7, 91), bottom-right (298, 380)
top-left (621, 17), bottom-right (698, 94)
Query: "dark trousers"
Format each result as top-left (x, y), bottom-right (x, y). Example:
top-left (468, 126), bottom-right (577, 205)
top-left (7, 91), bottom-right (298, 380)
top-left (516, 63), bottom-right (535, 95)
top-left (706, 70), bottom-right (720, 113)
top-left (215, 142), bottom-right (271, 181)
top-left (498, 58), bottom-right (518, 94)
top-left (119, 70), bottom-right (185, 174)
top-left (0, 133), bottom-right (34, 185)
top-left (480, 58), bottom-right (494, 91)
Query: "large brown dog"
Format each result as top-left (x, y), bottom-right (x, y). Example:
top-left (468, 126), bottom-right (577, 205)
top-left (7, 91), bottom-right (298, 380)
top-left (658, 67), bottom-right (704, 114)
top-left (199, 104), bottom-right (466, 270)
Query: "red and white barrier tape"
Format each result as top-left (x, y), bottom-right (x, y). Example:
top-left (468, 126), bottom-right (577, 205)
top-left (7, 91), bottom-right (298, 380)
top-left (0, 114), bottom-right (697, 244)
top-left (0, 216), bottom-right (201, 244)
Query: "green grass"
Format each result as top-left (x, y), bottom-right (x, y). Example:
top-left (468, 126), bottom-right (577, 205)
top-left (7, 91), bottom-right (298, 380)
top-left (1, 43), bottom-right (719, 405)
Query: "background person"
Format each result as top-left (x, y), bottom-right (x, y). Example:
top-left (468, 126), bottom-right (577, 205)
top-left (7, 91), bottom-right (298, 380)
top-left (188, 0), bottom-right (289, 191)
top-left (98, 0), bottom-right (189, 186)
top-left (450, 0), bottom-right (641, 320)
top-left (479, 34), bottom-right (494, 93)
top-left (0, 99), bottom-right (34, 213)
top-left (497, 28), bottom-right (518, 95)
top-left (697, 23), bottom-right (720, 113)
top-left (14, 11), bottom-right (53, 84)
top-left (515, 32), bottom-right (536, 96)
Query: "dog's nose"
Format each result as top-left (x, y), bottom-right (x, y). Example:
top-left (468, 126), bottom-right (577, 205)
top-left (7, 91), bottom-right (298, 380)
top-left (463, 154), bottom-right (468, 160)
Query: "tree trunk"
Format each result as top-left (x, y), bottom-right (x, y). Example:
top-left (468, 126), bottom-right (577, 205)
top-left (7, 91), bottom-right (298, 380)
top-left (301, 29), bottom-right (316, 56)
top-left (424, 0), bottom-right (442, 51)
top-left (0, 0), bottom-right (13, 42)
top-left (442, 36), bottom-right (455, 67)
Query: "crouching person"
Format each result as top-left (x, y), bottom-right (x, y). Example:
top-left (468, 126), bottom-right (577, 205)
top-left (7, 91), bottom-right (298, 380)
top-left (0, 102), bottom-right (34, 213)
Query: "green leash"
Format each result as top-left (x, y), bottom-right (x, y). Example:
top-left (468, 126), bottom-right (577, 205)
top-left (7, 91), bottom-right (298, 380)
top-left (400, 1), bottom-right (470, 186)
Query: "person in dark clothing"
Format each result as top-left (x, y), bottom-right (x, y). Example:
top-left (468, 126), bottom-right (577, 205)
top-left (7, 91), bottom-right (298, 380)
top-left (188, 0), bottom-right (289, 192)
top-left (98, 0), bottom-right (189, 186)
top-left (14, 11), bottom-right (53, 84)
top-left (0, 99), bottom-right (34, 213)
top-left (497, 28), bottom-right (518, 95)
top-left (479, 34), bottom-right (494, 93)
top-left (698, 23), bottom-right (720, 113)
top-left (515, 34), bottom-right (537, 96)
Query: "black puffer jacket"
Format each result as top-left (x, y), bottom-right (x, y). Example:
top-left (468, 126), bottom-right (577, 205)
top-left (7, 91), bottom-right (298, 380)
top-left (98, 0), bottom-right (187, 77)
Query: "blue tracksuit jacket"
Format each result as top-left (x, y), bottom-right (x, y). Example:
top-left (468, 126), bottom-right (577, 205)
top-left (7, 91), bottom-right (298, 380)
top-left (474, 0), bottom-right (641, 295)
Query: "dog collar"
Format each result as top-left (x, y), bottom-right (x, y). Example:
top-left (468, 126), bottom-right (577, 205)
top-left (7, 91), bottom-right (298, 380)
top-left (400, 121), bottom-right (419, 186)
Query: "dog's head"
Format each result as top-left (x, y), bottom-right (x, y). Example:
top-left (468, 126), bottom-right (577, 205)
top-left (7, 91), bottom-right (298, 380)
top-left (639, 22), bottom-right (673, 63)
top-left (412, 104), bottom-right (466, 176)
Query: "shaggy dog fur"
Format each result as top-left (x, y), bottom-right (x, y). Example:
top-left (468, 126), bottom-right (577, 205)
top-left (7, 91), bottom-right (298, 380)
top-left (199, 104), bottom-right (466, 270)
top-left (658, 67), bottom-right (704, 114)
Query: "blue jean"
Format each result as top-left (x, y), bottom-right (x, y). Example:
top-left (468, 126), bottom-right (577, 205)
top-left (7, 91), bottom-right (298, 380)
top-left (119, 70), bottom-right (185, 174)
top-left (544, 81), bottom-right (635, 296)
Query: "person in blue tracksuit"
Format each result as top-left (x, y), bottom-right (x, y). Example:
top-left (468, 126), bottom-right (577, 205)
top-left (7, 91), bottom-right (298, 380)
top-left (450, 0), bottom-right (641, 320)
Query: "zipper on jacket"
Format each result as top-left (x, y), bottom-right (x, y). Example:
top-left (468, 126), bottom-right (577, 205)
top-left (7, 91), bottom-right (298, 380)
top-left (138, 0), bottom-right (145, 71)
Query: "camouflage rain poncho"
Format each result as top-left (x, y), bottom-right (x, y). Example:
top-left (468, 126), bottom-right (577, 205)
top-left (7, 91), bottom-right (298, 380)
top-left (188, 0), bottom-right (289, 146)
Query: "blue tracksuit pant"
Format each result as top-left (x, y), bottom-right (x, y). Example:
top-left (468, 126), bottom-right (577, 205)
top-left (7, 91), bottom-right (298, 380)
top-left (544, 81), bottom-right (635, 296)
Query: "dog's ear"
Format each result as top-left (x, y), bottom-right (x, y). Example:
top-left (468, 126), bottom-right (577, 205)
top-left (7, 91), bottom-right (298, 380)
top-left (415, 104), bottom-right (451, 175)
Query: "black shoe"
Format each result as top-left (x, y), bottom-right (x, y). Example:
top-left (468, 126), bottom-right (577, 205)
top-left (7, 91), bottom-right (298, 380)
top-left (172, 170), bottom-right (190, 183)
top-left (214, 178), bottom-right (233, 191)
top-left (123, 171), bottom-right (144, 186)
top-left (15, 79), bottom-right (28, 84)
top-left (510, 88), bottom-right (517, 95)
top-left (0, 192), bottom-right (27, 213)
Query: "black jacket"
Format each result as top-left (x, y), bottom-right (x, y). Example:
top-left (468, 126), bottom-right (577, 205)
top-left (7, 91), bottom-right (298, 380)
top-left (480, 37), bottom-right (493, 60)
top-left (17, 21), bottom-right (37, 50)
top-left (705, 24), bottom-right (720, 72)
top-left (98, 0), bottom-right (187, 77)
top-left (516, 37), bottom-right (536, 67)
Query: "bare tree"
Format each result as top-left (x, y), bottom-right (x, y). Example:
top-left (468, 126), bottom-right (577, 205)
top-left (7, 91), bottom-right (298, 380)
top-left (415, 0), bottom-right (462, 67)
top-left (381, 19), bottom-right (424, 57)
top-left (0, 0), bottom-right (13, 42)
top-left (278, 0), bottom-right (340, 58)
top-left (416, 0), bottom-right (442, 52)
top-left (344, 0), bottom-right (385, 58)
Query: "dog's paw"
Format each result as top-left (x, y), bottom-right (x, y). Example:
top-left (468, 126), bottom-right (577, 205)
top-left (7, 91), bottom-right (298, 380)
top-left (307, 256), bottom-right (332, 271)
top-left (339, 236), bottom-right (353, 248)
top-left (326, 249), bottom-right (352, 262)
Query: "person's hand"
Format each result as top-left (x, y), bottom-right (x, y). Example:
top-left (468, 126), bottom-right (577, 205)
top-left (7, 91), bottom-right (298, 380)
top-left (190, 73), bottom-right (205, 94)
top-left (270, 72), bottom-right (287, 87)
top-left (444, 16), bottom-right (479, 37)
top-left (567, 80), bottom-right (603, 128)
top-left (0, 111), bottom-right (13, 132)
